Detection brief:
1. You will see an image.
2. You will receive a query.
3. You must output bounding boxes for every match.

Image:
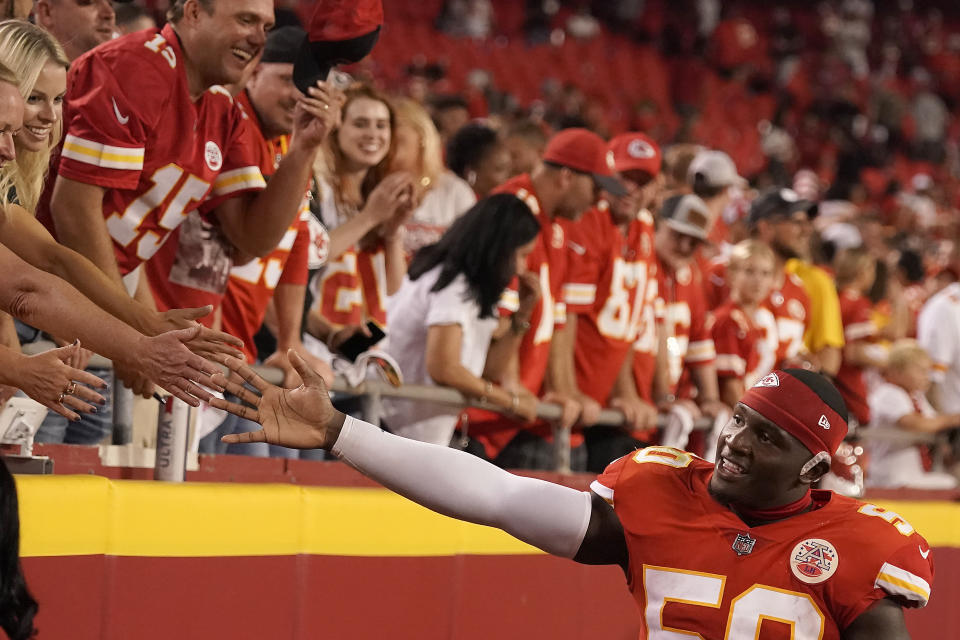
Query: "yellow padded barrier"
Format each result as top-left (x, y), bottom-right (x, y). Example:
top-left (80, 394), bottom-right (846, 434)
top-left (14, 475), bottom-right (960, 558)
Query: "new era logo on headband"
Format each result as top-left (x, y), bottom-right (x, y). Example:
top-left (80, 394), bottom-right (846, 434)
top-left (819, 415), bottom-right (831, 430)
top-left (754, 373), bottom-right (780, 388)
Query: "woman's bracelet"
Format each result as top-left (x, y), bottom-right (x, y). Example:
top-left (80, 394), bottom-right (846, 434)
top-left (510, 391), bottom-right (519, 413)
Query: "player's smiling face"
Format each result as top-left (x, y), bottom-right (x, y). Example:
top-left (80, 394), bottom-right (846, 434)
top-left (709, 403), bottom-right (816, 511)
top-left (193, 0), bottom-right (274, 87)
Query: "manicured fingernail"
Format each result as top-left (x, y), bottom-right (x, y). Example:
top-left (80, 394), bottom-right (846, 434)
top-left (91, 407), bottom-right (97, 413)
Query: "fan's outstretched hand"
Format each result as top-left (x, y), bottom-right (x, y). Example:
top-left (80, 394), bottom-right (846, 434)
top-left (210, 350), bottom-right (345, 450)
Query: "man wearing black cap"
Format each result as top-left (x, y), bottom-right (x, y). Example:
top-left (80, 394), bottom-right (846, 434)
top-left (750, 188), bottom-right (844, 376)
top-left (212, 350), bottom-right (934, 638)
top-left (462, 128), bottom-right (626, 471)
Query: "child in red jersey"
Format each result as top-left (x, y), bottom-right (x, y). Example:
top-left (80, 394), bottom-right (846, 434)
top-left (710, 240), bottom-right (778, 407)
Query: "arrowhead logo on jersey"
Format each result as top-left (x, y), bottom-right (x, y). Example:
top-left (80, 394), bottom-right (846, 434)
top-left (818, 414), bottom-right (831, 430)
top-left (790, 538), bottom-right (839, 584)
top-left (754, 372), bottom-right (780, 388)
top-left (205, 141), bottom-right (223, 171)
top-left (732, 533), bottom-right (756, 556)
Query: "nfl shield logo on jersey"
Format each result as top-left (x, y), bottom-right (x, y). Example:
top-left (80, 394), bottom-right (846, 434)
top-left (790, 538), bottom-right (839, 584)
top-left (732, 533), bottom-right (756, 556)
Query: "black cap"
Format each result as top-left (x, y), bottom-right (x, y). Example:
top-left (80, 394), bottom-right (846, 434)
top-left (747, 188), bottom-right (818, 227)
top-left (261, 26), bottom-right (307, 65)
top-left (293, 28), bottom-right (380, 93)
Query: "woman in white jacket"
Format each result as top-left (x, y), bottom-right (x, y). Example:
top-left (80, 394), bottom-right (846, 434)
top-left (383, 194), bottom-right (542, 444)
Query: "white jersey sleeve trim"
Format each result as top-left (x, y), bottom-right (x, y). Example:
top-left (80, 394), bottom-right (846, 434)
top-left (211, 166), bottom-right (267, 197)
top-left (62, 134), bottom-right (145, 171)
top-left (590, 480), bottom-right (614, 504)
top-left (875, 562), bottom-right (931, 606)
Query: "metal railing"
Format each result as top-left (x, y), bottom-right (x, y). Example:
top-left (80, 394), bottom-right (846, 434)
top-left (17, 341), bottom-right (950, 476)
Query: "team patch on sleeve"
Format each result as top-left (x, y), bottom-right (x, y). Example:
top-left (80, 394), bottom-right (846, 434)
top-left (874, 562), bottom-right (931, 606)
top-left (211, 166), bottom-right (267, 197)
top-left (61, 134), bottom-right (144, 171)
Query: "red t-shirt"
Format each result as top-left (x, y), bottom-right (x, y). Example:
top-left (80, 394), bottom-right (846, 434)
top-left (39, 24), bottom-right (265, 275)
top-left (464, 174), bottom-right (573, 458)
top-left (564, 205), bottom-right (658, 404)
top-left (591, 449), bottom-right (934, 638)
top-left (835, 289), bottom-right (876, 425)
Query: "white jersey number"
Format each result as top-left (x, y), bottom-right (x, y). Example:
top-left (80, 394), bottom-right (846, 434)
top-left (643, 566), bottom-right (825, 639)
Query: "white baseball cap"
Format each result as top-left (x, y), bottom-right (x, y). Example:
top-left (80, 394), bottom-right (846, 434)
top-left (688, 150), bottom-right (746, 189)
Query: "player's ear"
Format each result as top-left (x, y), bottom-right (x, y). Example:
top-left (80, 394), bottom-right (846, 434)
top-left (557, 166), bottom-right (573, 190)
top-left (798, 452), bottom-right (831, 486)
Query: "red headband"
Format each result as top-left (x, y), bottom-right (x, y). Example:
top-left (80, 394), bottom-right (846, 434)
top-left (740, 371), bottom-right (847, 457)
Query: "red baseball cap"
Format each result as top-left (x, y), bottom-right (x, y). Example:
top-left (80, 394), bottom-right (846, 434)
top-left (542, 128), bottom-right (626, 197)
top-left (606, 132), bottom-right (661, 176)
top-left (294, 0), bottom-right (383, 93)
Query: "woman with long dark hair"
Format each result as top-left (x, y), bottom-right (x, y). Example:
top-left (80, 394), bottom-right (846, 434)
top-left (383, 194), bottom-right (542, 444)
top-left (0, 456), bottom-right (36, 640)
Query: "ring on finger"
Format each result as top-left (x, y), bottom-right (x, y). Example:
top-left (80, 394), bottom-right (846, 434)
top-left (66, 382), bottom-right (77, 395)
top-left (57, 392), bottom-right (65, 404)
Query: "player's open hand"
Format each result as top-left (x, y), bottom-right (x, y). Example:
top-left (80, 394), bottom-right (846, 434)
top-left (211, 350), bottom-right (344, 450)
top-left (153, 305), bottom-right (245, 360)
top-left (128, 327), bottom-right (223, 407)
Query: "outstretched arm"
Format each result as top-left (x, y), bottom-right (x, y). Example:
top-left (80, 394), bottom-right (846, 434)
top-left (212, 351), bottom-right (628, 562)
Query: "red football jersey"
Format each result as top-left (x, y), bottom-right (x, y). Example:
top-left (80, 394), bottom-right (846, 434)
top-left (39, 25), bottom-right (265, 276)
top-left (709, 300), bottom-right (769, 386)
top-left (223, 209), bottom-right (311, 362)
top-left (592, 449), bottom-right (934, 639)
top-left (657, 262), bottom-right (716, 395)
top-left (564, 205), bottom-right (658, 404)
top-left (710, 261), bottom-right (810, 367)
top-left (465, 174), bottom-right (573, 458)
top-left (835, 289), bottom-right (876, 425)
top-left (145, 92), bottom-right (293, 320)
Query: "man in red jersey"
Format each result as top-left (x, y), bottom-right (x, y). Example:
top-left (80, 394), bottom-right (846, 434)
top-left (39, 0), bottom-right (344, 393)
top-left (34, 0), bottom-right (125, 61)
top-left (650, 194), bottom-right (727, 432)
top-left (213, 354), bottom-right (934, 638)
top-left (43, 0), bottom-right (342, 289)
top-left (561, 132), bottom-right (661, 471)
top-left (464, 127), bottom-right (625, 470)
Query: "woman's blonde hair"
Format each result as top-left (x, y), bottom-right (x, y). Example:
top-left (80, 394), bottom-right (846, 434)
top-left (390, 96), bottom-right (443, 191)
top-left (0, 19), bottom-right (69, 212)
top-left (320, 83), bottom-right (396, 217)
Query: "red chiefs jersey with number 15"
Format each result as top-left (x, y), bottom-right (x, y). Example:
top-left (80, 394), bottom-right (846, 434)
top-left (39, 24), bottom-right (265, 275)
top-left (592, 448), bottom-right (934, 639)
top-left (563, 205), bottom-right (658, 404)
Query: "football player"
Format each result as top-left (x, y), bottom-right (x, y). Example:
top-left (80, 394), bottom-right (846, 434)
top-left (213, 359), bottom-right (933, 639)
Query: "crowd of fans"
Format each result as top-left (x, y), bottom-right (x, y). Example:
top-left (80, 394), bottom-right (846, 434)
top-left (0, 0), bottom-right (956, 513)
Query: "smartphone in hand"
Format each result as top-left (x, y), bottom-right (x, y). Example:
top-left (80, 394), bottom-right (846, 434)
top-left (338, 321), bottom-right (386, 362)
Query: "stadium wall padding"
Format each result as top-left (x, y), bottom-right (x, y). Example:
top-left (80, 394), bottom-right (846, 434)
top-left (17, 474), bottom-right (960, 639)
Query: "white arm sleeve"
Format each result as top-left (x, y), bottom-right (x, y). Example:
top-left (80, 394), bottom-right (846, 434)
top-left (331, 416), bottom-right (593, 558)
